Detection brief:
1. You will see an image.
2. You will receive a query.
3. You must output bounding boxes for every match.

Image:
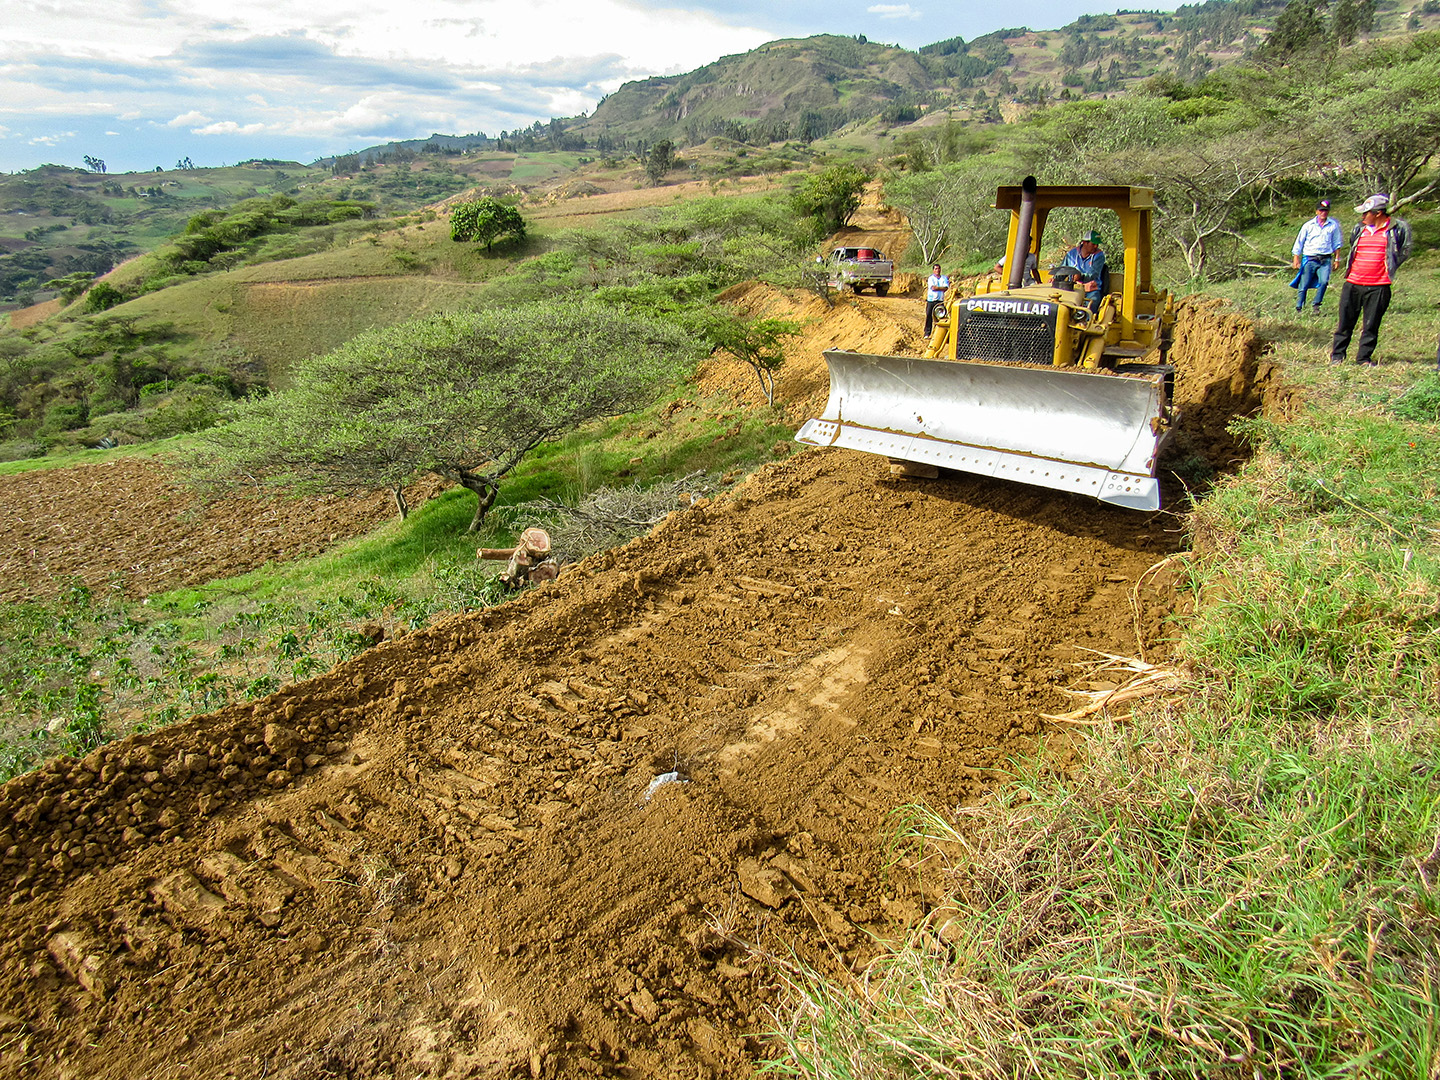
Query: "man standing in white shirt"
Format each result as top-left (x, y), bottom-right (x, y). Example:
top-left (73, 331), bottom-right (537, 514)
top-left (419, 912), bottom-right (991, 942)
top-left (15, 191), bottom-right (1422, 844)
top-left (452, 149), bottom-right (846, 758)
top-left (924, 264), bottom-right (950, 337)
top-left (1289, 199), bottom-right (1344, 316)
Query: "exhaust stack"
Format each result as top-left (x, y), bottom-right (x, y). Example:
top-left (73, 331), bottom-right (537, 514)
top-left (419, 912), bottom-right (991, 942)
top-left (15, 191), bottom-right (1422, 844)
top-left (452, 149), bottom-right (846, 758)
top-left (1006, 175), bottom-right (1039, 291)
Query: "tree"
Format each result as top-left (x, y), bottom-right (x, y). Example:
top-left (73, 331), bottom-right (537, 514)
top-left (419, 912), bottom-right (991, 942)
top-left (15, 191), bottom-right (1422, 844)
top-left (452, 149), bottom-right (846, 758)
top-left (1332, 0), bottom-right (1361, 44)
top-left (645, 140), bottom-right (676, 185)
top-left (885, 167), bottom-right (963, 265)
top-left (1137, 133), bottom-right (1310, 280)
top-left (1320, 38), bottom-right (1440, 204)
top-left (84, 283), bottom-right (124, 313)
top-left (450, 197), bottom-right (527, 251)
top-left (1262, 0), bottom-right (1334, 60)
top-left (43, 272), bottom-right (96, 305)
top-left (183, 302), bottom-right (694, 530)
top-left (792, 164), bottom-right (870, 235)
top-left (696, 311), bottom-right (800, 406)
top-left (176, 157), bottom-right (195, 170)
top-left (82, 155), bottom-right (106, 174)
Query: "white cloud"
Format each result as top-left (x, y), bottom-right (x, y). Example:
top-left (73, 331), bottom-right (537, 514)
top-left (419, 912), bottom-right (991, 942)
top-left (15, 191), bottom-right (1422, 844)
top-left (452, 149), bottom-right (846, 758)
top-left (29, 132), bottom-right (78, 146)
top-left (867, 4), bottom-right (920, 18)
top-left (105, 130), bottom-right (120, 135)
top-left (167, 110), bottom-right (212, 127)
top-left (192, 120), bottom-right (269, 135)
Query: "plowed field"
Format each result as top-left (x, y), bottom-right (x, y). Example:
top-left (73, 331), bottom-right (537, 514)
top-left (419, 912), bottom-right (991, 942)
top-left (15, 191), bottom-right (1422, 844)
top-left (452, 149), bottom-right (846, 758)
top-left (0, 282), bottom-right (1279, 1079)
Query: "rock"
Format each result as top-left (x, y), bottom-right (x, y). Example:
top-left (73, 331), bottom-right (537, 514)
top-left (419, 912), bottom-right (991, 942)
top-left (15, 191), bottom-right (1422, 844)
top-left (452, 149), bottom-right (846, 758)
top-left (736, 859), bottom-right (791, 908)
top-left (47, 931), bottom-right (115, 999)
top-left (627, 987), bottom-right (659, 1023)
top-left (264, 724), bottom-right (302, 757)
top-left (150, 870), bottom-right (226, 920)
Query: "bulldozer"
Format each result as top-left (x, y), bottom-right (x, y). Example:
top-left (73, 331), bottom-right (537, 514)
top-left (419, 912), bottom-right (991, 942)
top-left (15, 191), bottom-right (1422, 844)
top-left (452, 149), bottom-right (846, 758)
top-left (795, 178), bottom-right (1177, 511)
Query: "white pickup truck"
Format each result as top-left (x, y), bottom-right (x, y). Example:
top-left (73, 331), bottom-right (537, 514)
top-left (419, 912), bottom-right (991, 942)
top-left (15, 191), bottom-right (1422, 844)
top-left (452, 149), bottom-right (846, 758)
top-left (822, 246), bottom-right (893, 295)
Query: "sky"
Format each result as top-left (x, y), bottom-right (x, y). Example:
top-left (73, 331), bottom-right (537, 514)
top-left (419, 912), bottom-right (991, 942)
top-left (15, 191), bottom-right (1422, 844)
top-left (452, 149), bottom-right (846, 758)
top-left (1, 0), bottom-right (1165, 175)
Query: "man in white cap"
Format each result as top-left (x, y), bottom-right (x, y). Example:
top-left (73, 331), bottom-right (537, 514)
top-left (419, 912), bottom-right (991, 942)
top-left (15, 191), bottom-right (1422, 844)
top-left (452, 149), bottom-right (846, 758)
top-left (1289, 199), bottom-right (1343, 315)
top-left (1331, 194), bottom-right (1412, 366)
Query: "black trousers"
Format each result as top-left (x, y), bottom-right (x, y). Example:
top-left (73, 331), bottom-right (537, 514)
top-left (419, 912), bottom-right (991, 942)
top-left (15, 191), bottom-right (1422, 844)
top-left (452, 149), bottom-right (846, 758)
top-left (1330, 281), bottom-right (1391, 365)
top-left (924, 299), bottom-right (944, 336)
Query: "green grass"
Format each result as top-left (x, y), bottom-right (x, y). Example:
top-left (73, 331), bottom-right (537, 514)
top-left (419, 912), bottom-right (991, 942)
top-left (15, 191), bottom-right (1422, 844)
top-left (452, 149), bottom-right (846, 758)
top-left (763, 213), bottom-right (1440, 1077)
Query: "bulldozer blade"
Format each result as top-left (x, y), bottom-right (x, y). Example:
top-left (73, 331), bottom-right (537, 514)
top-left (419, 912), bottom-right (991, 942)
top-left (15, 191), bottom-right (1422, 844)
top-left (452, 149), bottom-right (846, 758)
top-left (795, 350), bottom-right (1169, 511)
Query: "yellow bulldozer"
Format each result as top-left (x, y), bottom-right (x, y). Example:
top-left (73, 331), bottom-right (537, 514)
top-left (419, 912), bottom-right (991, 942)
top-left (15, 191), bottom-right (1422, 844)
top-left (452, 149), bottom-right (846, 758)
top-left (796, 178), bottom-right (1177, 511)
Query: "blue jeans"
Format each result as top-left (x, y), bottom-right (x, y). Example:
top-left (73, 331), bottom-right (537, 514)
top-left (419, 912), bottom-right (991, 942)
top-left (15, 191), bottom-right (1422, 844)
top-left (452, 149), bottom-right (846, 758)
top-left (1295, 256), bottom-right (1332, 309)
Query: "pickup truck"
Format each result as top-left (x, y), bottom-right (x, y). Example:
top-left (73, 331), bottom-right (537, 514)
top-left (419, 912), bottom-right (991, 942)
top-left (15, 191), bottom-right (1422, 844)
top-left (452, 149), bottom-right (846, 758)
top-left (822, 247), bottom-right (893, 295)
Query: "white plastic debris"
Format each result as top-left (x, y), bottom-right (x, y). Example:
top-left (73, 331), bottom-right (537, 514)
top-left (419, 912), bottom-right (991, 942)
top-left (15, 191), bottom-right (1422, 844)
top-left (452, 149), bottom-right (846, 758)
top-left (643, 771), bottom-right (687, 802)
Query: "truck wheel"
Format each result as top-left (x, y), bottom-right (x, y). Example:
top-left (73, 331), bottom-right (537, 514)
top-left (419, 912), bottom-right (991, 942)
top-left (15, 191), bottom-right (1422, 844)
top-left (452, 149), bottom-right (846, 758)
top-left (875, 283), bottom-right (889, 297)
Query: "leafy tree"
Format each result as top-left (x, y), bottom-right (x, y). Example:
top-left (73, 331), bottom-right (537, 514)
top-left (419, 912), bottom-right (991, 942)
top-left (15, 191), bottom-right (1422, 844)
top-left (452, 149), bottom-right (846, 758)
top-left (885, 167), bottom-right (962, 265)
top-left (645, 140), bottom-right (676, 185)
top-left (1320, 36), bottom-right (1440, 204)
top-left (184, 302), bottom-right (694, 530)
top-left (84, 283), bottom-right (124, 313)
top-left (176, 157), bottom-right (195, 170)
top-left (696, 311), bottom-right (800, 406)
top-left (450, 197), bottom-right (527, 251)
top-left (792, 165), bottom-right (870, 235)
top-left (82, 155), bottom-right (106, 174)
top-left (1332, 0), bottom-right (1361, 44)
top-left (43, 272), bottom-right (96, 305)
top-left (1262, 0), bottom-right (1334, 60)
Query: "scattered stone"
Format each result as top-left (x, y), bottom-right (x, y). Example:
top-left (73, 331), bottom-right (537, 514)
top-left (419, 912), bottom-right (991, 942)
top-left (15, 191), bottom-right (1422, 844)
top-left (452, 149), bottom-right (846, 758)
top-left (264, 724), bottom-right (302, 757)
top-left (150, 870), bottom-right (226, 920)
top-left (47, 932), bottom-right (115, 999)
top-left (736, 860), bottom-right (790, 908)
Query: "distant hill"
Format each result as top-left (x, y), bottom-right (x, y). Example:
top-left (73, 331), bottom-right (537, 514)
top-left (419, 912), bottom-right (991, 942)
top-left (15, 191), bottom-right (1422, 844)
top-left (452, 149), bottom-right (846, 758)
top-left (319, 1), bottom-right (1440, 160)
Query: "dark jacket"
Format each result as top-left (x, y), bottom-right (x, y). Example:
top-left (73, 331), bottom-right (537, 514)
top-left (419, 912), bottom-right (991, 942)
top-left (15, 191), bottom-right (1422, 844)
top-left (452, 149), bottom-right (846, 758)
top-left (1344, 216), bottom-right (1412, 279)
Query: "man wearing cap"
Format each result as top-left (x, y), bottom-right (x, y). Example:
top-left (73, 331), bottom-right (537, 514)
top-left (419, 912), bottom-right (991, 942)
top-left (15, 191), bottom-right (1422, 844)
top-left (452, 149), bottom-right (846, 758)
top-left (1289, 199), bottom-right (1344, 315)
top-left (1063, 231), bottom-right (1107, 314)
top-left (1331, 194), bottom-right (1412, 367)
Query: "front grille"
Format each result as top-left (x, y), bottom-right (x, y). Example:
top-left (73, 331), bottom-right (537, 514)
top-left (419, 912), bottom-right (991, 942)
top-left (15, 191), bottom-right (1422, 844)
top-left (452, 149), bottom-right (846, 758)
top-left (953, 311), bottom-right (1055, 365)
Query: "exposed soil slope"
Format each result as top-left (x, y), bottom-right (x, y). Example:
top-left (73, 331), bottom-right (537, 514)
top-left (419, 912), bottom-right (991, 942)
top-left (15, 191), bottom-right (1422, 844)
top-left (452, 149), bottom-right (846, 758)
top-left (0, 459), bottom-right (444, 603)
top-left (0, 290), bottom-right (1278, 1079)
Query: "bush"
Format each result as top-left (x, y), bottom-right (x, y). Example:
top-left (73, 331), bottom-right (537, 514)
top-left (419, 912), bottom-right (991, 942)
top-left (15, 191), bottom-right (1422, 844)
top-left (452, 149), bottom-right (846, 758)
top-left (39, 400), bottom-right (86, 434)
top-left (83, 282), bottom-right (124, 313)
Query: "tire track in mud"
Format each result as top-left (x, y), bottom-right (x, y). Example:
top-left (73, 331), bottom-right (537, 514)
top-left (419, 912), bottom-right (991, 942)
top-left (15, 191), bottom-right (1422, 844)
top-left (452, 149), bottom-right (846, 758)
top-left (0, 450), bottom-right (1188, 1079)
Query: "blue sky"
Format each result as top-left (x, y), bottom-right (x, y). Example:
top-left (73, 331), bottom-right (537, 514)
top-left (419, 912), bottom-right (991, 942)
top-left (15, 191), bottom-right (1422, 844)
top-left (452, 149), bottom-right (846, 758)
top-left (1, 0), bottom-right (1166, 175)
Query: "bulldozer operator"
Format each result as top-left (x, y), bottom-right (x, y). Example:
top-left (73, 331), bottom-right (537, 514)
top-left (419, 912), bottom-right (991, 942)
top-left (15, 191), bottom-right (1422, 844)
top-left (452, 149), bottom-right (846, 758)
top-left (1062, 230), bottom-right (1108, 313)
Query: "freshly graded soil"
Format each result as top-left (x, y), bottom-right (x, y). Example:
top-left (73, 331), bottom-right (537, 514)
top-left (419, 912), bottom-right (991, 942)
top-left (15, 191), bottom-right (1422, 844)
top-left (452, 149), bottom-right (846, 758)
top-left (0, 281), bottom-right (1279, 1079)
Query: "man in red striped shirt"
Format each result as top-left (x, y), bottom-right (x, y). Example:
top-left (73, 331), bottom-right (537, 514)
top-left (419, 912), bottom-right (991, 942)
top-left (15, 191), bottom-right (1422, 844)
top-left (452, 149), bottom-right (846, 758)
top-left (1330, 193), bottom-right (1412, 366)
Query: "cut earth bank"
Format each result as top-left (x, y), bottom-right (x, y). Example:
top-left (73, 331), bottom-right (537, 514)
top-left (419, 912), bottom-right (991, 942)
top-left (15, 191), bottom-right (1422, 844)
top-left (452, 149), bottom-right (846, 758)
top-left (0, 291), bottom-right (1285, 1079)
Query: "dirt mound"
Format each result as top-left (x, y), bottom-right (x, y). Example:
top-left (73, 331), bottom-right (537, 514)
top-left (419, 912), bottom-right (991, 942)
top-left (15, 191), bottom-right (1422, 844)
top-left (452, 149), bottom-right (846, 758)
top-left (0, 288), bottom-right (1277, 1079)
top-left (0, 458), bottom-right (446, 602)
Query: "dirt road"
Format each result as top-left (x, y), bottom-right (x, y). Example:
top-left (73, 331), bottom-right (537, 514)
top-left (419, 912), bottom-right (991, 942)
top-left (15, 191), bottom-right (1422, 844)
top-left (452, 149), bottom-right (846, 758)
top-left (0, 283), bottom-right (1276, 1078)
